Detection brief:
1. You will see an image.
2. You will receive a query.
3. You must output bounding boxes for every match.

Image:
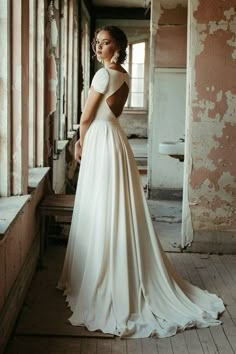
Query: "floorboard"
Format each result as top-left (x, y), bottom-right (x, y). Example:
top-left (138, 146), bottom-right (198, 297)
top-left (196, 328), bottom-right (218, 354)
top-left (210, 325), bottom-right (234, 354)
top-left (184, 329), bottom-right (204, 354)
top-left (4, 242), bottom-right (236, 354)
top-left (126, 339), bottom-right (142, 354)
top-left (170, 332), bottom-right (188, 354)
top-left (156, 337), bottom-right (173, 354)
top-left (141, 338), bottom-right (158, 354)
top-left (111, 338), bottom-right (127, 354)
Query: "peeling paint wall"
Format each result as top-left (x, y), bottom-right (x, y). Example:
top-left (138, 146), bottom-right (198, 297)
top-left (155, 5), bottom-right (187, 67)
top-left (182, 0), bottom-right (236, 250)
top-left (148, 4), bottom-right (187, 196)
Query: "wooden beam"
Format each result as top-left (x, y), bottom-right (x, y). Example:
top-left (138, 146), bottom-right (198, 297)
top-left (73, 2), bottom-right (79, 125)
top-left (93, 7), bottom-right (150, 20)
top-left (36, 0), bottom-right (46, 167)
top-left (28, 0), bottom-right (37, 167)
top-left (67, 0), bottom-right (74, 132)
top-left (0, 0), bottom-right (11, 197)
top-left (11, 0), bottom-right (29, 195)
top-left (63, 0), bottom-right (69, 134)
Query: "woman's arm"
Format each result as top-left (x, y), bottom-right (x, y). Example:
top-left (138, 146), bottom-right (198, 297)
top-left (74, 88), bottom-right (103, 162)
top-left (79, 88), bottom-right (103, 146)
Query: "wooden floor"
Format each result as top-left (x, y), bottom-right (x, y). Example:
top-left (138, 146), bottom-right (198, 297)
top-left (5, 241), bottom-right (236, 354)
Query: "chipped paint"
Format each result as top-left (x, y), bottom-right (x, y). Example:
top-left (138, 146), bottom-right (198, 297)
top-left (182, 0), bottom-right (236, 248)
top-left (208, 20), bottom-right (228, 34)
top-left (160, 0), bottom-right (187, 9)
top-left (224, 7), bottom-right (235, 20)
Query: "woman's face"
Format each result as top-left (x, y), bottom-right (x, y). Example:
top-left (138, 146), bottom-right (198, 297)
top-left (95, 30), bottom-right (117, 63)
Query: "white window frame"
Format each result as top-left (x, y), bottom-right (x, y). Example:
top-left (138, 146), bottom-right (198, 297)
top-left (124, 40), bottom-right (149, 112)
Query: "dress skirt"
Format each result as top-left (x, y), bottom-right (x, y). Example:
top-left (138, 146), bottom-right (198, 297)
top-left (57, 117), bottom-right (225, 338)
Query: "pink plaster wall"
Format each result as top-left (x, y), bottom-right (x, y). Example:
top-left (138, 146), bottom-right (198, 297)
top-left (155, 5), bottom-right (187, 68)
top-left (0, 181), bottom-right (46, 313)
top-left (188, 0), bottom-right (236, 232)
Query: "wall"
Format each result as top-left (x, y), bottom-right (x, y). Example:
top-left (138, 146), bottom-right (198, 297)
top-left (148, 4), bottom-right (187, 197)
top-left (182, 0), bottom-right (236, 252)
top-left (119, 111), bottom-right (147, 137)
top-left (150, 68), bottom-right (186, 193)
top-left (0, 173), bottom-right (50, 353)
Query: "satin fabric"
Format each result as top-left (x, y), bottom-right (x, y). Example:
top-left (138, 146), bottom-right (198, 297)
top-left (57, 68), bottom-right (225, 338)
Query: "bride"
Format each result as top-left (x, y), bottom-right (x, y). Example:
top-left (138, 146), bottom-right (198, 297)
top-left (57, 25), bottom-right (225, 338)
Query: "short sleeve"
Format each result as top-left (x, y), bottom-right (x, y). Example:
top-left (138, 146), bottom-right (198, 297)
top-left (91, 68), bottom-right (109, 94)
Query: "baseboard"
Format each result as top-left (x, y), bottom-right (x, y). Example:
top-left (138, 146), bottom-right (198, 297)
top-left (0, 235), bottom-right (39, 354)
top-left (149, 188), bottom-right (183, 201)
top-left (183, 230), bottom-right (236, 254)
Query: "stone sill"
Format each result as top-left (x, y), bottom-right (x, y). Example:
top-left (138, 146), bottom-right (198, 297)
top-left (57, 140), bottom-right (69, 152)
top-left (28, 167), bottom-right (50, 189)
top-left (0, 167), bottom-right (50, 240)
top-left (67, 124), bottom-right (79, 139)
top-left (123, 109), bottom-right (148, 115)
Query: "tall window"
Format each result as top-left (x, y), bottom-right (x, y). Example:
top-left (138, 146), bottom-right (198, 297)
top-left (123, 41), bottom-right (147, 110)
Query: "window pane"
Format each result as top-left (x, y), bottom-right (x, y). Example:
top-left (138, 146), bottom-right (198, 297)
top-left (132, 63), bottom-right (144, 78)
top-left (132, 42), bottom-right (145, 63)
top-left (131, 93), bottom-right (144, 107)
top-left (131, 78), bottom-right (144, 92)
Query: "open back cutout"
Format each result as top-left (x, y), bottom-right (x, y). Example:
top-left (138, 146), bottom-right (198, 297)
top-left (106, 82), bottom-right (129, 118)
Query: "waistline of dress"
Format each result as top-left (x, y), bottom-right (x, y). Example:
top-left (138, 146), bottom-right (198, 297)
top-left (93, 117), bottom-right (119, 124)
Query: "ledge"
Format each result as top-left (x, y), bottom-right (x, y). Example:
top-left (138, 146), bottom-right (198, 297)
top-left (67, 125), bottom-right (79, 140)
top-left (28, 167), bottom-right (50, 189)
top-left (123, 109), bottom-right (148, 115)
top-left (73, 124), bottom-right (79, 131)
top-left (57, 140), bottom-right (69, 152)
top-left (0, 195), bottom-right (31, 238)
top-left (0, 167), bottom-right (50, 240)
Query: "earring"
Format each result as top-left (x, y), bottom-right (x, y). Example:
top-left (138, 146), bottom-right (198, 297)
top-left (110, 51), bottom-right (119, 64)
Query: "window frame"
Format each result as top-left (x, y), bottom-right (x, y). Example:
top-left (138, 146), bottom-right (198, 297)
top-left (124, 39), bottom-right (149, 112)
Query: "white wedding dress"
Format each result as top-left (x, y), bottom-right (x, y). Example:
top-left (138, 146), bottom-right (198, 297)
top-left (57, 68), bottom-right (225, 338)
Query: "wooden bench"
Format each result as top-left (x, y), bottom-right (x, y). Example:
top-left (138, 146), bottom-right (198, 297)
top-left (39, 194), bottom-right (75, 264)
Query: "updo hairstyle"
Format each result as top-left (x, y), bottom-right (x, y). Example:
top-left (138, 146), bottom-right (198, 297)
top-left (92, 26), bottom-right (128, 64)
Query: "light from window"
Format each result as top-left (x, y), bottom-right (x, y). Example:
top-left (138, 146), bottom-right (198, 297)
top-left (123, 42), bottom-right (146, 109)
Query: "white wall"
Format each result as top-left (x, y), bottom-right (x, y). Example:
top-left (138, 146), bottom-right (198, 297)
top-left (149, 68), bottom-right (186, 190)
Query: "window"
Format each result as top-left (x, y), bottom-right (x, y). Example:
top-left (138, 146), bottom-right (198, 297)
top-left (123, 41), bottom-right (148, 110)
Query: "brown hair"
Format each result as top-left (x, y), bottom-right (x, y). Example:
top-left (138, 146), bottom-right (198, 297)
top-left (92, 26), bottom-right (128, 64)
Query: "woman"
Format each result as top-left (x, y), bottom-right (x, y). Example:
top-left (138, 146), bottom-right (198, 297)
top-left (57, 26), bottom-right (225, 338)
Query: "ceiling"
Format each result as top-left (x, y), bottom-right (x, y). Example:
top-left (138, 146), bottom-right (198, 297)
top-left (93, 0), bottom-right (188, 8)
top-left (93, 0), bottom-right (148, 7)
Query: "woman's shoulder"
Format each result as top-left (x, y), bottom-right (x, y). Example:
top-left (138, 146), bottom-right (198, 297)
top-left (93, 68), bottom-right (110, 82)
top-left (91, 68), bottom-right (110, 94)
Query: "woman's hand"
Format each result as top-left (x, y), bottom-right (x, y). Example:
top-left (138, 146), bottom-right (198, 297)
top-left (74, 139), bottom-right (82, 163)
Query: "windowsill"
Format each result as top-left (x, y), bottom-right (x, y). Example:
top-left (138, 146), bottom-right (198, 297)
top-left (57, 140), bottom-right (69, 152)
top-left (0, 195), bottom-right (31, 238)
top-left (67, 125), bottom-right (79, 139)
top-left (0, 167), bottom-right (50, 240)
top-left (28, 167), bottom-right (50, 189)
top-left (123, 109), bottom-right (148, 115)
top-left (73, 124), bottom-right (79, 130)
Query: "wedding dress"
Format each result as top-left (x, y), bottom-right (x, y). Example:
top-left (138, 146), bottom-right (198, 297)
top-left (57, 68), bottom-right (225, 338)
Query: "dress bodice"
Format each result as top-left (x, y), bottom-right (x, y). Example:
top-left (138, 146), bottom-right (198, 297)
top-left (91, 68), bottom-right (130, 121)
